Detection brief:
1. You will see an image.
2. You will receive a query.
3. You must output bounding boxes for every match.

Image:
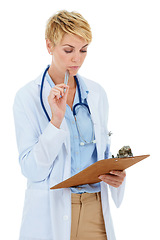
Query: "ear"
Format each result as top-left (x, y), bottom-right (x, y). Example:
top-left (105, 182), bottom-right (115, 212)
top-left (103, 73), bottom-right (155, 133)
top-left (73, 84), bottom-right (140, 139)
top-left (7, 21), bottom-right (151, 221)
top-left (46, 39), bottom-right (54, 55)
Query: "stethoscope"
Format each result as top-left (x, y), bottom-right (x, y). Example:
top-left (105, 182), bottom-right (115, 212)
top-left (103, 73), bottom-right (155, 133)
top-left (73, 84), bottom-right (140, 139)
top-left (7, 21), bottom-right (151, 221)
top-left (40, 65), bottom-right (96, 146)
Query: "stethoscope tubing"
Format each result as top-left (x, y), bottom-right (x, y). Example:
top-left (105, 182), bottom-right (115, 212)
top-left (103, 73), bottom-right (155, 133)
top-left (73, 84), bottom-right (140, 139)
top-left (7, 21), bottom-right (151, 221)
top-left (40, 65), bottom-right (50, 122)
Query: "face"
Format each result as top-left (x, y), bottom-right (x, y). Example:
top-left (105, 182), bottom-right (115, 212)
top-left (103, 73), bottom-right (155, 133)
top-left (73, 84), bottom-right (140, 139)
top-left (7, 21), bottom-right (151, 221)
top-left (47, 34), bottom-right (88, 76)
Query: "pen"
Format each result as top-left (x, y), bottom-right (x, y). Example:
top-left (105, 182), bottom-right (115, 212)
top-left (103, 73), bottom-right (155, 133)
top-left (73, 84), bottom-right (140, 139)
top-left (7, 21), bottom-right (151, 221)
top-left (64, 70), bottom-right (69, 93)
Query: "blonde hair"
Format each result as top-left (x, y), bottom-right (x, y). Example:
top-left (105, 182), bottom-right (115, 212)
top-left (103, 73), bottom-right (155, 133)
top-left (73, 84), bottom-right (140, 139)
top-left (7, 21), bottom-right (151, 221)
top-left (45, 10), bottom-right (92, 46)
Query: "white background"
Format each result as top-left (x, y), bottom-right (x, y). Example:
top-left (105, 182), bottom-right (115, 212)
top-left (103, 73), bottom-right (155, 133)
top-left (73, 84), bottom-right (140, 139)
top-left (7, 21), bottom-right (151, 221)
top-left (0, 0), bottom-right (160, 239)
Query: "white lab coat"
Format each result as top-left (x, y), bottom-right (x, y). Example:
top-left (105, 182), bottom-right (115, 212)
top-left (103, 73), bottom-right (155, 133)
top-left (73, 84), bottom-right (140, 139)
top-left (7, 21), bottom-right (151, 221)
top-left (13, 71), bottom-right (125, 240)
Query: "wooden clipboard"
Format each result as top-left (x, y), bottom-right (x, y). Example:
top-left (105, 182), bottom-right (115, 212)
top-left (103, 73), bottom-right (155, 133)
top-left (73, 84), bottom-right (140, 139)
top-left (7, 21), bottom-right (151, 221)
top-left (50, 155), bottom-right (150, 190)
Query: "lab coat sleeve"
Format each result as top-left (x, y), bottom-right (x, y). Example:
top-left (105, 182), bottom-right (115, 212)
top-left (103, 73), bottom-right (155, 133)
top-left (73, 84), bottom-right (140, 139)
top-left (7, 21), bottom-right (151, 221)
top-left (100, 86), bottom-right (126, 208)
top-left (13, 91), bottom-right (68, 182)
top-left (109, 178), bottom-right (126, 207)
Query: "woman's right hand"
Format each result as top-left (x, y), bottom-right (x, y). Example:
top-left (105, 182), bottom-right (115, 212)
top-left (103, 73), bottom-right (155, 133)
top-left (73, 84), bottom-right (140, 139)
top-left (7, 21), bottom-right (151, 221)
top-left (48, 84), bottom-right (69, 128)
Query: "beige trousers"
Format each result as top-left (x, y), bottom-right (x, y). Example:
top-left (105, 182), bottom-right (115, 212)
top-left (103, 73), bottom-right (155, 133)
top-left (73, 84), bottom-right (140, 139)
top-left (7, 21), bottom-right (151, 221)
top-left (70, 192), bottom-right (107, 240)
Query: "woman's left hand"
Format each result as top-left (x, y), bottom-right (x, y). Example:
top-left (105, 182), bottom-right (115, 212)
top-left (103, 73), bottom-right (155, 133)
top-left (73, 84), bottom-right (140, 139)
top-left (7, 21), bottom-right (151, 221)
top-left (98, 170), bottom-right (126, 188)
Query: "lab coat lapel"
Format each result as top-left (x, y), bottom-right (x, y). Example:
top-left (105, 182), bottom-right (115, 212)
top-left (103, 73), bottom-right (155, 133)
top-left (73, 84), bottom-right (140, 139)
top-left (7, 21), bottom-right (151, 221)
top-left (87, 91), bottom-right (104, 160)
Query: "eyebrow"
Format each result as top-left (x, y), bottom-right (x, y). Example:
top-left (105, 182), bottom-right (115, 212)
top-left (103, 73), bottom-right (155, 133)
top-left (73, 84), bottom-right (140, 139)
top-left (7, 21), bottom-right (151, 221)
top-left (62, 44), bottom-right (88, 48)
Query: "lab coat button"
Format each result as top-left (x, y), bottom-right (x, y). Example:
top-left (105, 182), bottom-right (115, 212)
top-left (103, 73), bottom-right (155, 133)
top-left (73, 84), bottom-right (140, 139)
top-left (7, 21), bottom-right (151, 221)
top-left (63, 215), bottom-right (68, 221)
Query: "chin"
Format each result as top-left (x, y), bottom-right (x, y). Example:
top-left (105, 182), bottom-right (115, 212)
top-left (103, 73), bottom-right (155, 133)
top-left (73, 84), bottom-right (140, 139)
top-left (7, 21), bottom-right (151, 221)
top-left (68, 69), bottom-right (79, 76)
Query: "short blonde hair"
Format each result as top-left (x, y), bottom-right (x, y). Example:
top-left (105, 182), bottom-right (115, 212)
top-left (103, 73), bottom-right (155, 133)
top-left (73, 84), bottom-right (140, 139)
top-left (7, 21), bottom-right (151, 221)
top-left (45, 10), bottom-right (92, 46)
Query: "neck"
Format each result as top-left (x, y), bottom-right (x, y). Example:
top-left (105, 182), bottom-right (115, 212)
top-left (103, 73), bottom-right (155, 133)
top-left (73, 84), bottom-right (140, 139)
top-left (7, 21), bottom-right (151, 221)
top-left (48, 64), bottom-right (76, 89)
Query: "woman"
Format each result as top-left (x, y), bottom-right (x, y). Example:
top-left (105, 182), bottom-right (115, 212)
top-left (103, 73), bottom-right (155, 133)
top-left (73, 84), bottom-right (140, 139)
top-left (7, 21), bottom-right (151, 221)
top-left (13, 10), bottom-right (126, 240)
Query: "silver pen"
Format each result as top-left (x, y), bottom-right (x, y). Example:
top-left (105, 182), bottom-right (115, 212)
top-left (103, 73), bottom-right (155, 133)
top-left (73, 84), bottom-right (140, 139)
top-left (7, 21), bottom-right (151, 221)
top-left (64, 70), bottom-right (69, 93)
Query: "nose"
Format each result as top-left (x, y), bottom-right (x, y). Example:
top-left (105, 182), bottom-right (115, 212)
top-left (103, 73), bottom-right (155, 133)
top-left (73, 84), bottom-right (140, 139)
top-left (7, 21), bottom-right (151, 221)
top-left (71, 52), bottom-right (81, 63)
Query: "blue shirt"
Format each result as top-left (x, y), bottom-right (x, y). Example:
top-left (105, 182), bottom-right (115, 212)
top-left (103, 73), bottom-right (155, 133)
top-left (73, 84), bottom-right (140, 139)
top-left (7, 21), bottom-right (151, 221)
top-left (46, 72), bottom-right (100, 193)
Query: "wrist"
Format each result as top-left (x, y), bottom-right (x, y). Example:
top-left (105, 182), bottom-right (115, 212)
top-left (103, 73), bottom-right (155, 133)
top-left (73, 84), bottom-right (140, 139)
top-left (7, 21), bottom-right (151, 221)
top-left (50, 117), bottom-right (62, 129)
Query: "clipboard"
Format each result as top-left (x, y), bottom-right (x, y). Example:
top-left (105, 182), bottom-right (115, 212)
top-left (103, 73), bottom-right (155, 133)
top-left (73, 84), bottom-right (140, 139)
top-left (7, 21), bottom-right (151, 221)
top-left (50, 155), bottom-right (150, 190)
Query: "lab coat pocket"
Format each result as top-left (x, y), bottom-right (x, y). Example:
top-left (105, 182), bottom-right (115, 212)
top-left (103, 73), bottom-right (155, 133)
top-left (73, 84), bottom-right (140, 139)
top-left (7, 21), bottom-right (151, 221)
top-left (20, 189), bottom-right (52, 240)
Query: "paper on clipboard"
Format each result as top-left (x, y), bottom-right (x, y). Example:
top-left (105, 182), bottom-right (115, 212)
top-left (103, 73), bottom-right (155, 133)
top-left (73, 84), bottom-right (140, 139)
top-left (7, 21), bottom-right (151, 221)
top-left (50, 155), bottom-right (150, 190)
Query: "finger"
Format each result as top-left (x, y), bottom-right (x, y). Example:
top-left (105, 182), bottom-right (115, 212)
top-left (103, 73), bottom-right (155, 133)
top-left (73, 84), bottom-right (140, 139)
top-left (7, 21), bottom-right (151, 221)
top-left (109, 170), bottom-right (122, 175)
top-left (55, 83), bottom-right (68, 88)
top-left (99, 175), bottom-right (123, 187)
top-left (53, 85), bottom-right (69, 95)
top-left (104, 178), bottom-right (121, 188)
top-left (99, 176), bottom-right (122, 188)
top-left (50, 89), bottom-right (61, 99)
top-left (109, 171), bottom-right (126, 181)
top-left (99, 174), bottom-right (124, 184)
top-left (109, 170), bottom-right (124, 177)
top-left (62, 85), bottom-right (69, 100)
top-left (54, 83), bottom-right (69, 93)
top-left (52, 87), bottom-right (64, 97)
top-left (99, 174), bottom-right (120, 182)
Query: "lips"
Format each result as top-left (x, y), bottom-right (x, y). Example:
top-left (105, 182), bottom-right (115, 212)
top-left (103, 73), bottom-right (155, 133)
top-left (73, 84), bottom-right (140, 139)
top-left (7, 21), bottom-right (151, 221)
top-left (68, 66), bottom-right (80, 70)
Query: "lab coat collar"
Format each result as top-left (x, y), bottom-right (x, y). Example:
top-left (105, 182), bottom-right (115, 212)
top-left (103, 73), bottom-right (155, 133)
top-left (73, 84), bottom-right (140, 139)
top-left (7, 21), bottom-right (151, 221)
top-left (34, 71), bottom-right (44, 85)
top-left (76, 73), bottom-right (89, 100)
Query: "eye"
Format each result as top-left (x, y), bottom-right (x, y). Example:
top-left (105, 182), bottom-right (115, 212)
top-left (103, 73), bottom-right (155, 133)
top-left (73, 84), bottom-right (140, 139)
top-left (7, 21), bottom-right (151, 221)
top-left (80, 47), bottom-right (88, 53)
top-left (80, 50), bottom-right (87, 53)
top-left (64, 49), bottom-right (73, 54)
top-left (65, 50), bottom-right (72, 53)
